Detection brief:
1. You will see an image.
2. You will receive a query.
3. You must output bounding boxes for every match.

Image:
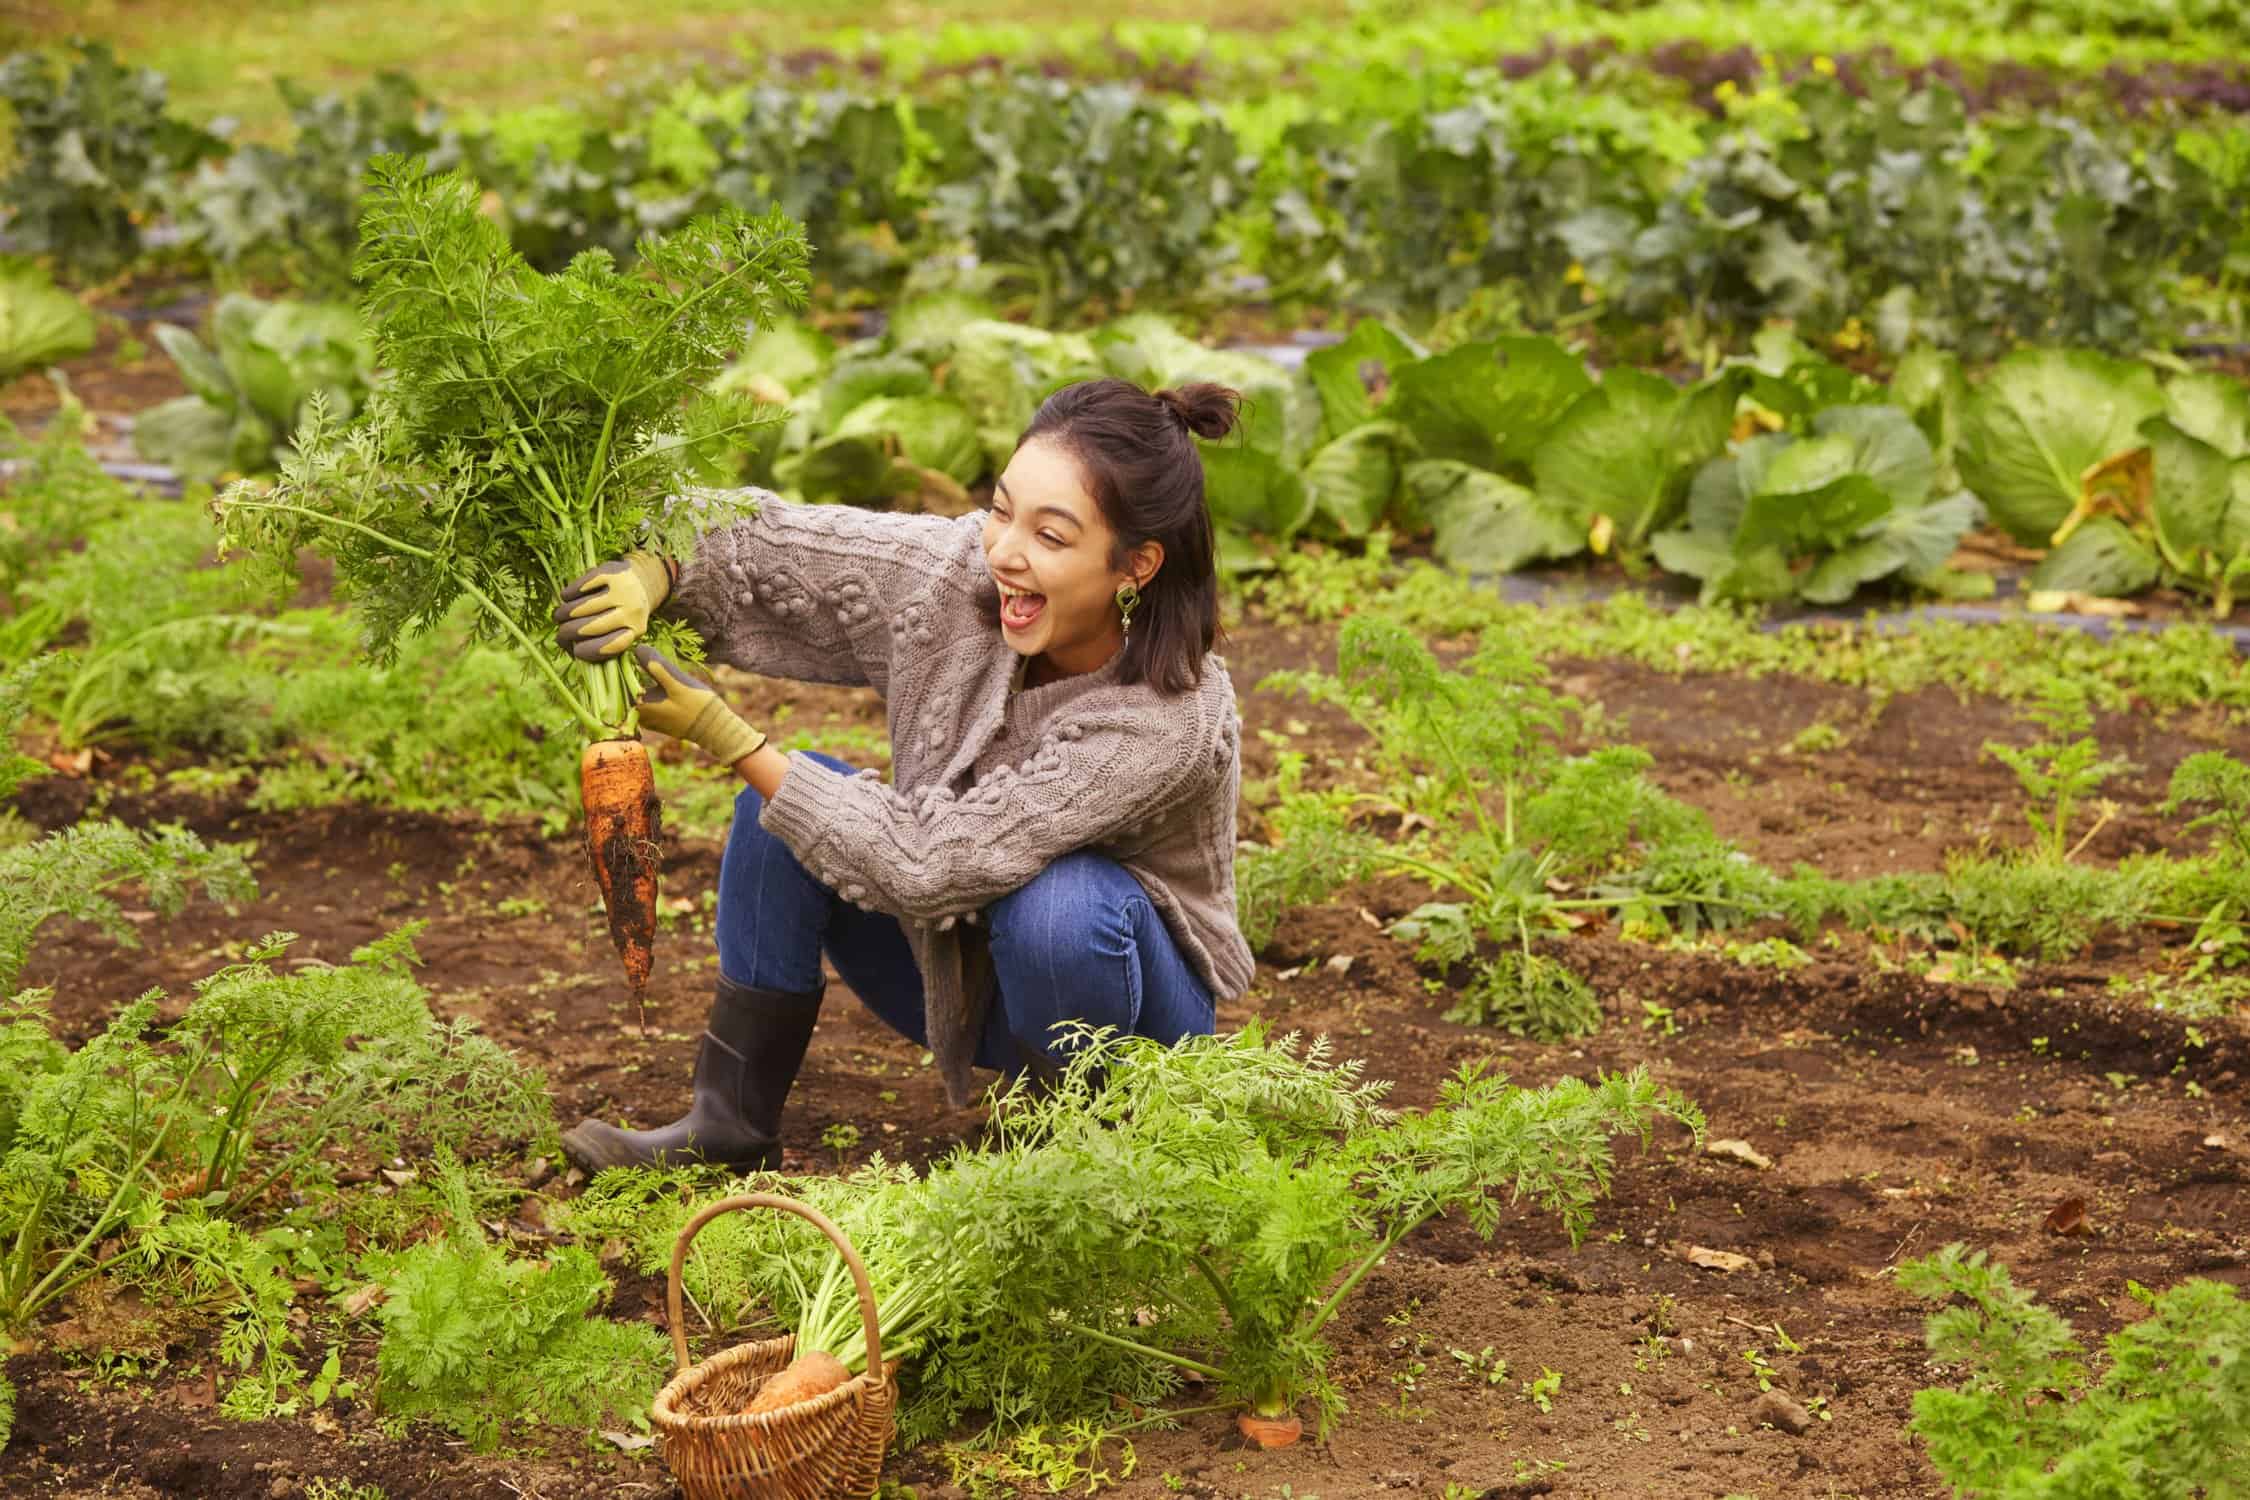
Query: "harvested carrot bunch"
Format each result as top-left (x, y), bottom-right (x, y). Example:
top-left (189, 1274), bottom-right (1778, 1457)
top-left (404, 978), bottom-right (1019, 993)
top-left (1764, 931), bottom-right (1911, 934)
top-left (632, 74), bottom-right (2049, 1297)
top-left (742, 1349), bottom-right (850, 1417)
top-left (216, 156), bottom-right (809, 997)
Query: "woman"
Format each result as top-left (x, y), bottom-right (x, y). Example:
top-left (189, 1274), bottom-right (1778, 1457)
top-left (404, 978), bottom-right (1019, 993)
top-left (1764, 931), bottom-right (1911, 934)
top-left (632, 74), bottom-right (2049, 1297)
top-left (552, 378), bottom-right (1255, 1172)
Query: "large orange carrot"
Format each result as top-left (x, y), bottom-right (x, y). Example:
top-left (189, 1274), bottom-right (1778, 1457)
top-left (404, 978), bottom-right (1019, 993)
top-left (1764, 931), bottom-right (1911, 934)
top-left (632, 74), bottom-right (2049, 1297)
top-left (742, 1350), bottom-right (850, 1416)
top-left (581, 738), bottom-right (661, 996)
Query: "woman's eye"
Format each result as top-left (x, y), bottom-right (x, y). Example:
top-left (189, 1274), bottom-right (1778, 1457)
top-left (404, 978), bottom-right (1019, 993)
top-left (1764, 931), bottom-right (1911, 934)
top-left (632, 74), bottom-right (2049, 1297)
top-left (1040, 532), bottom-right (1065, 547)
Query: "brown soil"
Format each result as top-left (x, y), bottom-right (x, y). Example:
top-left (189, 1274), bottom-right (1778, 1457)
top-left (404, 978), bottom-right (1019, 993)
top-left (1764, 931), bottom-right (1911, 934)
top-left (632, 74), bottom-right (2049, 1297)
top-left (5, 616), bottom-right (2247, 1498)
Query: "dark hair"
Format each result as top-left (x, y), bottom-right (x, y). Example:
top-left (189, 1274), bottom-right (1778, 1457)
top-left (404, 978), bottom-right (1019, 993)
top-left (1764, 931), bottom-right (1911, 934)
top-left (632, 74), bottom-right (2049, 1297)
top-left (1018, 377), bottom-right (1241, 693)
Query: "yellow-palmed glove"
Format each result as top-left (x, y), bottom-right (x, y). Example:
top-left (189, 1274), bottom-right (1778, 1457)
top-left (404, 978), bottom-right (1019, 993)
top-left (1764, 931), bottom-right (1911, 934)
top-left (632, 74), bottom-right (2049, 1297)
top-left (553, 550), bottom-right (676, 661)
top-left (633, 646), bottom-right (768, 766)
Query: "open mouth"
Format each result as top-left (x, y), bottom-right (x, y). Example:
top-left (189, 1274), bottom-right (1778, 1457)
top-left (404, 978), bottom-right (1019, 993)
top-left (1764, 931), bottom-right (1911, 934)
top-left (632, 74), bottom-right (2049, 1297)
top-left (998, 581), bottom-right (1046, 632)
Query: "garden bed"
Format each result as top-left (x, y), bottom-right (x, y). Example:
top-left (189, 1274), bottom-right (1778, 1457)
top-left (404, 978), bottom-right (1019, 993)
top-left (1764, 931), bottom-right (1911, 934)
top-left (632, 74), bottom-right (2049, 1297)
top-left (4, 620), bottom-right (2242, 1498)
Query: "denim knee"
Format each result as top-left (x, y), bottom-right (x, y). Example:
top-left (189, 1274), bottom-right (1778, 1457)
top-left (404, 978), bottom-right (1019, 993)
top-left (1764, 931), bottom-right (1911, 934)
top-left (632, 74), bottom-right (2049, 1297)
top-left (989, 851), bottom-right (1135, 968)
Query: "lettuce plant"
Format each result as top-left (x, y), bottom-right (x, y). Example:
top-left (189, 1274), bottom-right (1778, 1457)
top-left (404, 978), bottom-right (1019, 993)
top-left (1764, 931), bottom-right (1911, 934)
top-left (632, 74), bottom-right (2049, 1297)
top-left (133, 292), bottom-right (374, 482)
top-left (1654, 403), bottom-right (1981, 604)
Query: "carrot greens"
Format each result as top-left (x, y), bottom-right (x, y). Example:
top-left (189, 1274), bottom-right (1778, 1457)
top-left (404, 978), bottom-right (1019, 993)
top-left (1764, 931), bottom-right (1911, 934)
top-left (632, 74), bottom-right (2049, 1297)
top-left (216, 153), bottom-right (809, 739)
top-left (215, 154), bottom-right (808, 993)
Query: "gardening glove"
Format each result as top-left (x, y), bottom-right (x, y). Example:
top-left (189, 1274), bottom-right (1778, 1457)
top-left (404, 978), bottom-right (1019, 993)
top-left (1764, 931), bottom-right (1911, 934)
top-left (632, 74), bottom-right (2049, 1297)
top-left (553, 550), bottom-right (677, 661)
top-left (633, 645), bottom-right (768, 765)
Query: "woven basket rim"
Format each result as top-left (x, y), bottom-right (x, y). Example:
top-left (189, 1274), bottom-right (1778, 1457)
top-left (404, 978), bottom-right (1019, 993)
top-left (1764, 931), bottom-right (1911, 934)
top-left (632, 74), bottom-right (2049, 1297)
top-left (652, 1337), bottom-right (890, 1435)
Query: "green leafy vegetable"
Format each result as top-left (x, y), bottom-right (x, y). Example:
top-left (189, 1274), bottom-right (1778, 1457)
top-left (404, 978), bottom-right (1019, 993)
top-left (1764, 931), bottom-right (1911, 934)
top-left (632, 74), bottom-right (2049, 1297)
top-left (1386, 336), bottom-right (1591, 473)
top-left (1957, 348), bottom-right (2166, 546)
top-left (0, 263), bottom-right (96, 383)
top-left (1655, 404), bottom-right (1980, 605)
top-left (1533, 366), bottom-right (1747, 555)
top-left (1899, 1244), bottom-right (2250, 1498)
top-left (135, 292), bottom-right (373, 481)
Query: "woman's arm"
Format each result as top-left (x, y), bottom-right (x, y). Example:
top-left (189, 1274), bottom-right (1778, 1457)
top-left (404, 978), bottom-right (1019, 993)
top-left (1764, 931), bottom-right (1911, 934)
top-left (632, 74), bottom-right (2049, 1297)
top-left (668, 490), bottom-right (985, 692)
top-left (750, 697), bottom-right (1229, 923)
top-left (732, 740), bottom-right (789, 799)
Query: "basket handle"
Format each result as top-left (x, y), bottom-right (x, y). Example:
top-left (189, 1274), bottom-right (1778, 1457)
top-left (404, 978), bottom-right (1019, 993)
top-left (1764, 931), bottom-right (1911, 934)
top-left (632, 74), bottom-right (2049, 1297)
top-left (665, 1192), bottom-right (886, 1385)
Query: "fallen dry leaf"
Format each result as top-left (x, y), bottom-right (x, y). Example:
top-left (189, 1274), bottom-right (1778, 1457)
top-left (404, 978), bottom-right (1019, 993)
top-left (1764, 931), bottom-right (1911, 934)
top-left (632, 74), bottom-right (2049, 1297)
top-left (2204, 1133), bottom-right (2232, 1152)
top-left (2043, 1196), bottom-right (2091, 1237)
top-left (341, 1281), bottom-right (388, 1317)
top-left (1704, 1138), bottom-right (1774, 1170)
top-left (2024, 589), bottom-right (2143, 618)
top-left (602, 1430), bottom-right (656, 1452)
top-left (1684, 1245), bottom-right (1757, 1273)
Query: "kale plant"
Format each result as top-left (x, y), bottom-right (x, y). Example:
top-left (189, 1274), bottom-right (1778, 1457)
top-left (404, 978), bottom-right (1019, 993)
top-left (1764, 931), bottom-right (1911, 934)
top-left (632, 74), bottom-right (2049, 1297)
top-left (0, 42), bottom-right (218, 274)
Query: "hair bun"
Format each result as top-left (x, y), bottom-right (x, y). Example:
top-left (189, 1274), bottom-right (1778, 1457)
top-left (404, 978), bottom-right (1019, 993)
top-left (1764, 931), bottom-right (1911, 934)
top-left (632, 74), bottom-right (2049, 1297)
top-left (1155, 383), bottom-right (1242, 443)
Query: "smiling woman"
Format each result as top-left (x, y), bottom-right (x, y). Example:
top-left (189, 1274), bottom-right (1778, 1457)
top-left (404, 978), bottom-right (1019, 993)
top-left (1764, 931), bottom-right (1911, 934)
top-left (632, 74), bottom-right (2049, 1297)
top-left (552, 377), bottom-right (1256, 1173)
top-left (992, 378), bottom-right (1238, 692)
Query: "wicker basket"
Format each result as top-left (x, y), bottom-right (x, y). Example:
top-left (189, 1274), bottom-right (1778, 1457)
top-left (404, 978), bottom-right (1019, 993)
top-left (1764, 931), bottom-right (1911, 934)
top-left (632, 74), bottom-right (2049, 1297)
top-left (650, 1193), bottom-right (897, 1500)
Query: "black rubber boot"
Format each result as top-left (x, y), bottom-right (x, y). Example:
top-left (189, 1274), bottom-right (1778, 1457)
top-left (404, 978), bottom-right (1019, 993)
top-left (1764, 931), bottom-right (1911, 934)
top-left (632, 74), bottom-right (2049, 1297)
top-left (560, 976), bottom-right (823, 1172)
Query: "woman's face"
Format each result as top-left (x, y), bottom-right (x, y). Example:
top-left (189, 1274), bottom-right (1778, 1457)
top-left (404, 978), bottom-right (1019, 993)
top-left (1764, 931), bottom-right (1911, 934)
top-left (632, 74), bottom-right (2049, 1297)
top-left (982, 437), bottom-right (1158, 672)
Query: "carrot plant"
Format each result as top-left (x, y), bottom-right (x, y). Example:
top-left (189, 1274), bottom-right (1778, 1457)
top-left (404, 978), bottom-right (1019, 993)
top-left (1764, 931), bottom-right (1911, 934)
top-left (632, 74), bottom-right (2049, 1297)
top-left (1982, 679), bottom-right (2132, 863)
top-left (0, 927), bottom-right (549, 1415)
top-left (1899, 1244), bottom-right (2250, 1497)
top-left (217, 154), bottom-right (808, 994)
top-left (1257, 618), bottom-right (1770, 1036)
top-left (362, 1149), bottom-right (669, 1450)
top-left (906, 1025), bottom-right (1699, 1443)
top-left (0, 657), bottom-right (256, 990)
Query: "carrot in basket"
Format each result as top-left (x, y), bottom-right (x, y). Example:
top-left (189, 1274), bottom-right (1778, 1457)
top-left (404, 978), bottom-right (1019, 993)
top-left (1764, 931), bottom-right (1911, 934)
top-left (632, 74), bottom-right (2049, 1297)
top-left (581, 738), bottom-right (662, 996)
top-left (742, 1350), bottom-right (850, 1416)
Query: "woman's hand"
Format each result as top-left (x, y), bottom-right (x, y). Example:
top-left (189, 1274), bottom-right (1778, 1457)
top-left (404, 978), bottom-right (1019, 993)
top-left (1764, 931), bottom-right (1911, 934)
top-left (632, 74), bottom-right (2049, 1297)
top-left (553, 550), bottom-right (676, 661)
top-left (633, 646), bottom-right (768, 766)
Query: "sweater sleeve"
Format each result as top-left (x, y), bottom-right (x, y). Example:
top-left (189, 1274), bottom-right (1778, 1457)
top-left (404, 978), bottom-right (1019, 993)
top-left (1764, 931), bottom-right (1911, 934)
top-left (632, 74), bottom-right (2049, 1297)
top-left (666, 489), bottom-right (985, 691)
top-left (757, 693), bottom-right (1226, 924)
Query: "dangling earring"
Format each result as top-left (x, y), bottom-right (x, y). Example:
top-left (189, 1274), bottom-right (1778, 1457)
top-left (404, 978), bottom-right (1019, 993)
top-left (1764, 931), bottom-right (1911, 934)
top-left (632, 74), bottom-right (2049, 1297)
top-left (1115, 579), bottom-right (1141, 637)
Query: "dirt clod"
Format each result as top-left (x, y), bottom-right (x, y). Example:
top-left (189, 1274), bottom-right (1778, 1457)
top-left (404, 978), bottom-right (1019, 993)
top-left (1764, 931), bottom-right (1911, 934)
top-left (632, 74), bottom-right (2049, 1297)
top-left (1752, 1390), bottom-right (1816, 1435)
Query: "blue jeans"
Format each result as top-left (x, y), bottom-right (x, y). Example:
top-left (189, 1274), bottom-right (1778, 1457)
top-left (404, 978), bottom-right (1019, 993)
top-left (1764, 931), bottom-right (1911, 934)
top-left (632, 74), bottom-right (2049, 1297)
top-left (714, 754), bottom-right (1216, 1070)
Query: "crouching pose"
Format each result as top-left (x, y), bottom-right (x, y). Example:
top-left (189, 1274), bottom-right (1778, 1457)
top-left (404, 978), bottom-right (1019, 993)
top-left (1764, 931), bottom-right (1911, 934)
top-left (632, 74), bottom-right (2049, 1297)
top-left (553, 378), bottom-right (1255, 1172)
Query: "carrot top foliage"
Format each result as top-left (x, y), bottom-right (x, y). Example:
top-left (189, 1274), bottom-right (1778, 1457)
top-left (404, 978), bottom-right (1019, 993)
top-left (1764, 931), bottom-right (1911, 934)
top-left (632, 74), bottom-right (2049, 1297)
top-left (218, 154), bottom-right (811, 737)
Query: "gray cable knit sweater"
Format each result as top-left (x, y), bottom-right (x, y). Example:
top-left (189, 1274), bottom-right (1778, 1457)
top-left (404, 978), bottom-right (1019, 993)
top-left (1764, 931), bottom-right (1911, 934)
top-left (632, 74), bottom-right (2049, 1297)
top-left (668, 491), bottom-right (1255, 1107)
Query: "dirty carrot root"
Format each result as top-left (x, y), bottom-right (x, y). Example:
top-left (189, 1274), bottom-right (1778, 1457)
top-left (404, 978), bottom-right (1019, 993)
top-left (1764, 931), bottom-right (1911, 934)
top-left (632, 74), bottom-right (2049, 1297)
top-left (743, 1350), bottom-right (850, 1416)
top-left (1236, 1411), bottom-right (1302, 1449)
top-left (581, 738), bottom-right (661, 996)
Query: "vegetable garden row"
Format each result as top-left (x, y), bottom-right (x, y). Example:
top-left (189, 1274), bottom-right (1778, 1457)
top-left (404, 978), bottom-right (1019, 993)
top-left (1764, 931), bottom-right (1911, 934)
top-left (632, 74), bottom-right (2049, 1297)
top-left (2, 14), bottom-right (2248, 1499)
top-left (30, 268), bottom-right (2250, 623)
top-left (6, 43), bottom-right (2247, 352)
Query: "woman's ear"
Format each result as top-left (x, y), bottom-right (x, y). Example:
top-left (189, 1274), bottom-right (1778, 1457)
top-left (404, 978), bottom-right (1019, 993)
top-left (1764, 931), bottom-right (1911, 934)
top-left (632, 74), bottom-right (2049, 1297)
top-left (1126, 538), bottom-right (1165, 590)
